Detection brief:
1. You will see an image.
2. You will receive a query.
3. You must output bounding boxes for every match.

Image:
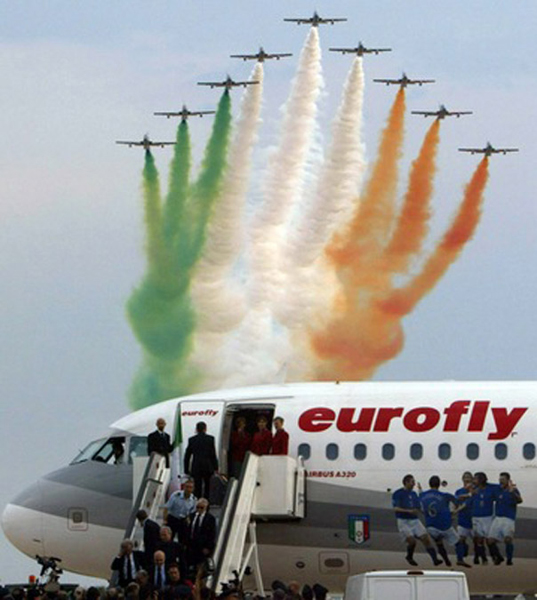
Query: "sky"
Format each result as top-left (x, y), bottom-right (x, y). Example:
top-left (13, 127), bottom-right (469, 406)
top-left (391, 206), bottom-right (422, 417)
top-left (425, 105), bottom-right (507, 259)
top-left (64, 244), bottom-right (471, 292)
top-left (1, 0), bottom-right (537, 584)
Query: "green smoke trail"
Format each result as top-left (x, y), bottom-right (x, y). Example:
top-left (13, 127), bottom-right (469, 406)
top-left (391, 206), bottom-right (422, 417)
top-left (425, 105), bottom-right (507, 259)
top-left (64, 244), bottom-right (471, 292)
top-left (163, 120), bottom-right (191, 247)
top-left (127, 91), bottom-right (233, 409)
top-left (141, 150), bottom-right (165, 276)
top-left (181, 90), bottom-right (233, 266)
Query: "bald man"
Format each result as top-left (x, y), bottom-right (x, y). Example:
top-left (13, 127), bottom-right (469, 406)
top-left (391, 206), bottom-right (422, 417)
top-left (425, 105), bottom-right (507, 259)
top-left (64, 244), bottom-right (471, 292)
top-left (148, 418), bottom-right (174, 467)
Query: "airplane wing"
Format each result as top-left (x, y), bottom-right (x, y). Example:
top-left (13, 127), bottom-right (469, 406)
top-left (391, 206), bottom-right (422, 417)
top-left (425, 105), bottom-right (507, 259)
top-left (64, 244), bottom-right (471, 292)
top-left (319, 17), bottom-right (348, 24)
top-left (153, 142), bottom-right (176, 147)
top-left (411, 111), bottom-right (436, 117)
top-left (116, 141), bottom-right (141, 146)
top-left (283, 18), bottom-right (310, 24)
top-left (451, 111), bottom-right (473, 117)
top-left (329, 48), bottom-right (354, 54)
top-left (373, 78), bottom-right (398, 85)
top-left (267, 53), bottom-right (293, 59)
top-left (230, 54), bottom-right (257, 60)
top-left (499, 148), bottom-right (519, 153)
top-left (409, 79), bottom-right (436, 85)
top-left (235, 81), bottom-right (260, 86)
top-left (197, 82), bottom-right (222, 87)
top-left (373, 48), bottom-right (392, 53)
top-left (458, 148), bottom-right (483, 154)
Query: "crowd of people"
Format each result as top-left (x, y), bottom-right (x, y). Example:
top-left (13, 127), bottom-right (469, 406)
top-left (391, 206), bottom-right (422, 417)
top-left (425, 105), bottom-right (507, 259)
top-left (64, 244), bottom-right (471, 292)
top-left (0, 578), bottom-right (330, 600)
top-left (105, 415), bottom-right (291, 600)
top-left (392, 470), bottom-right (523, 568)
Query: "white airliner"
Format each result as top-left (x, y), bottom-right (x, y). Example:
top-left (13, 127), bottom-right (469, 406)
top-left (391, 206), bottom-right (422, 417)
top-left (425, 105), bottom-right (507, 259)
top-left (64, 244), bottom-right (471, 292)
top-left (2, 381), bottom-right (537, 594)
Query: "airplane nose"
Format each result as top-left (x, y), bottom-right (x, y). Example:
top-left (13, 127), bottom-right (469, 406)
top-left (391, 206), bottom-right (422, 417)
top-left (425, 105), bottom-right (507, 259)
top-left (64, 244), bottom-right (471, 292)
top-left (2, 481), bottom-right (45, 559)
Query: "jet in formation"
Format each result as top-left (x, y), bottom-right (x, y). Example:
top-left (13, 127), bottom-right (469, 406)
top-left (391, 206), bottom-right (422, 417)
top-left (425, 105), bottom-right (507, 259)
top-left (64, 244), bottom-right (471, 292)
top-left (459, 142), bottom-right (519, 157)
top-left (230, 47), bottom-right (292, 62)
top-left (154, 105), bottom-right (216, 120)
top-left (284, 11), bottom-right (347, 27)
top-left (198, 75), bottom-right (260, 90)
top-left (115, 135), bottom-right (175, 150)
top-left (374, 72), bottom-right (435, 88)
top-left (329, 42), bottom-right (392, 56)
top-left (411, 104), bottom-right (473, 119)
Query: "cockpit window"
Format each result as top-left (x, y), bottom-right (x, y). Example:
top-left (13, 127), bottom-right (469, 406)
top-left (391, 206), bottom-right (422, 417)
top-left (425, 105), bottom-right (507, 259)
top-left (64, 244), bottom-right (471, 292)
top-left (71, 438), bottom-right (107, 464)
top-left (71, 437), bottom-right (126, 465)
top-left (93, 437), bottom-right (126, 464)
top-left (128, 436), bottom-right (149, 463)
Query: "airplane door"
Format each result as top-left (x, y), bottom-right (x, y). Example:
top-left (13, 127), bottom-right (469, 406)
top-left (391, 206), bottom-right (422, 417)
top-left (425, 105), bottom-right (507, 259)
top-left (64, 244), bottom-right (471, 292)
top-left (176, 400), bottom-right (226, 478)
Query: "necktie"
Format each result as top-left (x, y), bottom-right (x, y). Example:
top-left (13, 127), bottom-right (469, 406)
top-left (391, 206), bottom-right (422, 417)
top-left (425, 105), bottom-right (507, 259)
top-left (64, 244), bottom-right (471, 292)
top-left (156, 566), bottom-right (163, 589)
top-left (126, 555), bottom-right (133, 581)
top-left (192, 514), bottom-right (199, 538)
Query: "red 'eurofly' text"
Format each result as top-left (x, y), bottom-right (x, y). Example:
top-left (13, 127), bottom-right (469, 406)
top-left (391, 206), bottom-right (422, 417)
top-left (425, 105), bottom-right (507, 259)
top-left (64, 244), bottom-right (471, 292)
top-left (298, 401), bottom-right (527, 440)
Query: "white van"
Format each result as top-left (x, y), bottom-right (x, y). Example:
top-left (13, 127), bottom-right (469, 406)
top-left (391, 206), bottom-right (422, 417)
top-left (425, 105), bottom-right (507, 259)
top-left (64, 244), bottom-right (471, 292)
top-left (344, 571), bottom-right (470, 600)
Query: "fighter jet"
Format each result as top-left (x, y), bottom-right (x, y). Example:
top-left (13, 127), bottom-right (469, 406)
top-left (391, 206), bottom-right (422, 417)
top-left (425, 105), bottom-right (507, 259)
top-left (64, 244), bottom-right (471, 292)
top-left (115, 135), bottom-right (175, 150)
top-left (374, 72), bottom-right (435, 88)
top-left (411, 104), bottom-right (473, 119)
top-left (284, 11), bottom-right (347, 27)
top-left (230, 47), bottom-right (292, 62)
top-left (197, 75), bottom-right (260, 90)
top-left (154, 105), bottom-right (216, 120)
top-left (329, 42), bottom-right (392, 56)
top-left (458, 142), bottom-right (519, 157)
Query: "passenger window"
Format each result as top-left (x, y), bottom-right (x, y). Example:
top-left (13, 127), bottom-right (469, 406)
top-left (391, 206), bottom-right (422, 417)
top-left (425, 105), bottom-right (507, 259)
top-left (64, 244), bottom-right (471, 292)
top-left (410, 443), bottom-right (423, 460)
top-left (494, 443), bottom-right (508, 460)
top-left (382, 443), bottom-right (395, 461)
top-left (523, 442), bottom-right (536, 460)
top-left (466, 443), bottom-right (479, 460)
top-left (326, 443), bottom-right (339, 461)
top-left (298, 443), bottom-right (311, 460)
top-left (438, 443), bottom-right (451, 460)
top-left (354, 443), bottom-right (367, 461)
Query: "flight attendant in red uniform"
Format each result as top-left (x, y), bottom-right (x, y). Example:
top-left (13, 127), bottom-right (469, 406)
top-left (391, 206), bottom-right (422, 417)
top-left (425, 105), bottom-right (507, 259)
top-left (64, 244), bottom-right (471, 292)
top-left (251, 416), bottom-right (273, 455)
top-left (271, 416), bottom-right (289, 455)
top-left (230, 417), bottom-right (251, 477)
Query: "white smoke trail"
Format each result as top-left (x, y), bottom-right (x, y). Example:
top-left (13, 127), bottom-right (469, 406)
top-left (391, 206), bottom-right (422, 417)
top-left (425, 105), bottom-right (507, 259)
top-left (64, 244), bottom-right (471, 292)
top-left (188, 64), bottom-right (264, 390)
top-left (191, 62), bottom-right (264, 334)
top-left (272, 58), bottom-right (367, 380)
top-left (223, 27), bottom-right (324, 388)
top-left (249, 26), bottom-right (323, 305)
top-left (289, 57), bottom-right (366, 269)
top-left (276, 57), bottom-right (366, 335)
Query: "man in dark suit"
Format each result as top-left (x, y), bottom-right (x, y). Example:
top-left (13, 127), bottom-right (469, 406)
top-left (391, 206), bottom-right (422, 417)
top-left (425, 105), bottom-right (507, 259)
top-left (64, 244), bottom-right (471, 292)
top-left (110, 539), bottom-right (146, 588)
top-left (186, 498), bottom-right (217, 573)
top-left (148, 418), bottom-right (174, 467)
top-left (156, 526), bottom-right (186, 572)
top-left (148, 550), bottom-right (169, 595)
top-left (136, 509), bottom-right (161, 563)
top-left (183, 422), bottom-right (218, 499)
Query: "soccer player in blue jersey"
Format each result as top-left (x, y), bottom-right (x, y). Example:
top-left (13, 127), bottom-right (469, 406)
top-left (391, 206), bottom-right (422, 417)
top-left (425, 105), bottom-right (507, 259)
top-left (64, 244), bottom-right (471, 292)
top-left (471, 472), bottom-right (504, 565)
top-left (455, 471), bottom-right (478, 563)
top-left (419, 476), bottom-right (472, 568)
top-left (488, 472), bottom-right (523, 565)
top-left (392, 474), bottom-right (442, 567)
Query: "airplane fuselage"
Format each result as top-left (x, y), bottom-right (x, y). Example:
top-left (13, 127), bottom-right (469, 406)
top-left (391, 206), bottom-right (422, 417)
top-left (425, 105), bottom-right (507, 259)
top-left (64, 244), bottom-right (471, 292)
top-left (3, 381), bottom-right (537, 593)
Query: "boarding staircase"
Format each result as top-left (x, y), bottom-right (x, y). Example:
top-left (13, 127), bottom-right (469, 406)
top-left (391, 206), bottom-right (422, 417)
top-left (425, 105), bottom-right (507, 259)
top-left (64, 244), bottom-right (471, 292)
top-left (124, 452), bottom-right (171, 549)
top-left (122, 450), bottom-right (306, 596)
top-left (209, 452), bottom-right (306, 596)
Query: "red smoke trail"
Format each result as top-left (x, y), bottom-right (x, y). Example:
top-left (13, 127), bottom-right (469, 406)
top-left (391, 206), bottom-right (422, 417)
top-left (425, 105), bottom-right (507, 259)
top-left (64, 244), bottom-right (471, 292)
top-left (380, 158), bottom-right (489, 317)
top-left (311, 153), bottom-right (489, 380)
top-left (328, 88), bottom-right (406, 273)
top-left (382, 119), bottom-right (441, 275)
